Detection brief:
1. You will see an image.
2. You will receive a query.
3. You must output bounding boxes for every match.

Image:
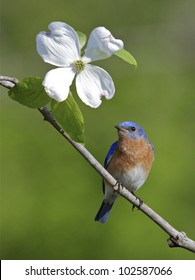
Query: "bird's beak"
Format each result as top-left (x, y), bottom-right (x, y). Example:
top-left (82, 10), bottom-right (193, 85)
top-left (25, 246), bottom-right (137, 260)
top-left (114, 125), bottom-right (126, 132)
top-left (114, 125), bottom-right (120, 130)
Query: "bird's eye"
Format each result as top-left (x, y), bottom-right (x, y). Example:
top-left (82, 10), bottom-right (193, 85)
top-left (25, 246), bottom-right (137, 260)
top-left (130, 126), bottom-right (136, 132)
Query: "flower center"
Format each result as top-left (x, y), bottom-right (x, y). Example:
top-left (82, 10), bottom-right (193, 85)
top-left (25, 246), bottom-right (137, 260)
top-left (73, 60), bottom-right (85, 73)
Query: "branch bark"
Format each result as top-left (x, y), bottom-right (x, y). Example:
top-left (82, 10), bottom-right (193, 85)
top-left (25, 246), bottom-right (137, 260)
top-left (1, 75), bottom-right (195, 253)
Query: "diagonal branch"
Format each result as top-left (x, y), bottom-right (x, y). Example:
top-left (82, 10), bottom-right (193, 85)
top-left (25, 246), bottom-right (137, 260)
top-left (1, 75), bottom-right (195, 253)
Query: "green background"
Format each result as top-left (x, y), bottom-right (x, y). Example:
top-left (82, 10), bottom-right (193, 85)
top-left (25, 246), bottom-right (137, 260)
top-left (1, 0), bottom-right (195, 259)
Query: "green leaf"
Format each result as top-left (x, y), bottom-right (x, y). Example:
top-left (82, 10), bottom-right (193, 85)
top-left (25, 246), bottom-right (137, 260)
top-left (76, 31), bottom-right (87, 49)
top-left (8, 77), bottom-right (50, 108)
top-left (115, 49), bottom-right (137, 68)
top-left (51, 93), bottom-right (84, 144)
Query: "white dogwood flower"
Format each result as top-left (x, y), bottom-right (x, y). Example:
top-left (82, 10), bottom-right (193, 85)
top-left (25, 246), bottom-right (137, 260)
top-left (36, 21), bottom-right (123, 108)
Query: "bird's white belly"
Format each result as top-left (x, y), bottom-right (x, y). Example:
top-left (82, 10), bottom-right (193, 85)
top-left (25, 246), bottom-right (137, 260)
top-left (104, 164), bottom-right (149, 201)
top-left (115, 164), bottom-right (148, 192)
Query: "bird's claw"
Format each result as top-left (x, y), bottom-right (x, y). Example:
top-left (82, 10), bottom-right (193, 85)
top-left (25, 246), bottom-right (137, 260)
top-left (132, 194), bottom-right (143, 211)
top-left (113, 180), bottom-right (123, 192)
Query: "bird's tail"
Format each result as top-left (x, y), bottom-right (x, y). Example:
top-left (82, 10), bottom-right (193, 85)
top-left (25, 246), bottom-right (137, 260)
top-left (94, 201), bottom-right (114, 223)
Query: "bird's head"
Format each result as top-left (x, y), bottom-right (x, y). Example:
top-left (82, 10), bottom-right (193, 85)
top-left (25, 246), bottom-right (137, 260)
top-left (115, 121), bottom-right (148, 141)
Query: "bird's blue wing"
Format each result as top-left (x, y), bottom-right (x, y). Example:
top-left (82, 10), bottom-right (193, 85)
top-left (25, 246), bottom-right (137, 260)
top-left (102, 141), bottom-right (118, 194)
top-left (104, 141), bottom-right (118, 168)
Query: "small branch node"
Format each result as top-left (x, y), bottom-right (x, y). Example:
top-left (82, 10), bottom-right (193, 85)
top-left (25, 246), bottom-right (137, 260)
top-left (167, 231), bottom-right (188, 248)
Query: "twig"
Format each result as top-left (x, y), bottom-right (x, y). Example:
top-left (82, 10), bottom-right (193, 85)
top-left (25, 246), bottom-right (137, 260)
top-left (1, 75), bottom-right (195, 253)
top-left (0, 76), bottom-right (19, 89)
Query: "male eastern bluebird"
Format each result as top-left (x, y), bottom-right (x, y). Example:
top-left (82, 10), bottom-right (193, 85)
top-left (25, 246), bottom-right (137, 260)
top-left (95, 121), bottom-right (154, 223)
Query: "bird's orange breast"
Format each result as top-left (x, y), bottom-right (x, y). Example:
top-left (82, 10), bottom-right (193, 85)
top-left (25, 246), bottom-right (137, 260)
top-left (107, 137), bottom-right (154, 176)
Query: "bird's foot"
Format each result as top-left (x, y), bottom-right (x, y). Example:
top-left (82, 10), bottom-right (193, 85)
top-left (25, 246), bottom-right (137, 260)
top-left (132, 193), bottom-right (143, 211)
top-left (113, 180), bottom-right (123, 192)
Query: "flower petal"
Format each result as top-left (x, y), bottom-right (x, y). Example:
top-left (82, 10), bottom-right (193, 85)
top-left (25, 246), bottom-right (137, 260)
top-left (36, 21), bottom-right (80, 67)
top-left (43, 67), bottom-right (75, 102)
top-left (83, 27), bottom-right (124, 62)
top-left (76, 64), bottom-right (115, 108)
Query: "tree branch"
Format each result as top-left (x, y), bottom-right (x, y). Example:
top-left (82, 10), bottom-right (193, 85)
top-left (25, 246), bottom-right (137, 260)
top-left (0, 75), bottom-right (19, 89)
top-left (1, 75), bottom-right (195, 253)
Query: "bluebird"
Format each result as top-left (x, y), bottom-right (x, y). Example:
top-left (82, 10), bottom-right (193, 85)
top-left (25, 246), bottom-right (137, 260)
top-left (95, 121), bottom-right (154, 223)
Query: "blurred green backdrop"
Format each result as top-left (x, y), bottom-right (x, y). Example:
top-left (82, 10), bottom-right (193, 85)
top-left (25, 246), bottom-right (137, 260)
top-left (1, 0), bottom-right (195, 260)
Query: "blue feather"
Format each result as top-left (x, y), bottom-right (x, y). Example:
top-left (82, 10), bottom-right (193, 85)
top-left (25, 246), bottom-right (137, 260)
top-left (102, 141), bottom-right (117, 194)
top-left (95, 142), bottom-right (118, 223)
top-left (104, 141), bottom-right (118, 168)
top-left (94, 201), bottom-right (114, 223)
